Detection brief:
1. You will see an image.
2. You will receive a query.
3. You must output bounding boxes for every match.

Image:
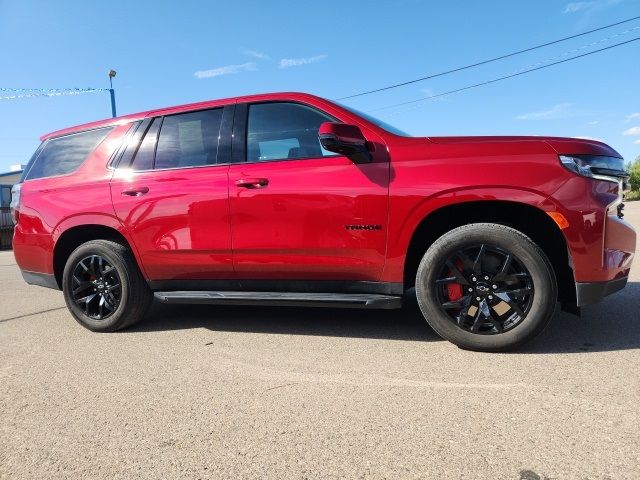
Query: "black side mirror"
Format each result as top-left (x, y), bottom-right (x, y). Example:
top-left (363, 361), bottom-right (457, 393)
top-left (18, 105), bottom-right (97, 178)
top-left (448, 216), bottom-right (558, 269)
top-left (318, 122), bottom-right (372, 164)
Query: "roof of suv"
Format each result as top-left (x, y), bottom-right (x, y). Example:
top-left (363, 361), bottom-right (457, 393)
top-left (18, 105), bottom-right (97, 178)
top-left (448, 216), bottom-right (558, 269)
top-left (40, 92), bottom-right (328, 141)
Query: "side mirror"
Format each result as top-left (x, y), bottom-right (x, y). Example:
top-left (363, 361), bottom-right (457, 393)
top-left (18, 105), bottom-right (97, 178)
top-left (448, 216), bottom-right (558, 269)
top-left (318, 122), bottom-right (372, 164)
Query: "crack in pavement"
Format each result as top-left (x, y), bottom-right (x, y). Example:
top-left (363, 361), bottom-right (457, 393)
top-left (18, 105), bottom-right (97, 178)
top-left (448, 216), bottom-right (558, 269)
top-left (0, 306), bottom-right (67, 323)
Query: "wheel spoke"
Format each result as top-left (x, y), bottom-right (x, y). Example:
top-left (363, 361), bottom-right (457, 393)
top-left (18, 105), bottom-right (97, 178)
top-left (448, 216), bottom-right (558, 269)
top-left (492, 253), bottom-right (513, 281)
top-left (78, 260), bottom-right (90, 274)
top-left (470, 304), bottom-right (484, 333)
top-left (486, 309), bottom-right (504, 333)
top-left (506, 298), bottom-right (525, 318)
top-left (457, 301), bottom-right (473, 326)
top-left (73, 281), bottom-right (93, 295)
top-left (497, 287), bottom-right (532, 298)
top-left (75, 293), bottom-right (97, 305)
top-left (455, 251), bottom-right (476, 273)
top-left (473, 244), bottom-right (486, 275)
top-left (435, 276), bottom-right (457, 285)
top-left (445, 260), bottom-right (469, 286)
top-left (105, 292), bottom-right (118, 310)
top-left (502, 272), bottom-right (531, 283)
top-left (441, 295), bottom-right (470, 309)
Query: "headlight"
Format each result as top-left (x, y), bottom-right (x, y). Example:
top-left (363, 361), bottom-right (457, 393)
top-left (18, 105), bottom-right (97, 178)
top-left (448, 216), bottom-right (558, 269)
top-left (559, 154), bottom-right (628, 184)
top-left (560, 155), bottom-right (630, 219)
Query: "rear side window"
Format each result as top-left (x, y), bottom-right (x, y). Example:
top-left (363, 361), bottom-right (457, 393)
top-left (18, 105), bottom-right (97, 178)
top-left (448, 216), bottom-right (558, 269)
top-left (154, 108), bottom-right (223, 169)
top-left (24, 127), bottom-right (114, 181)
top-left (130, 119), bottom-right (162, 171)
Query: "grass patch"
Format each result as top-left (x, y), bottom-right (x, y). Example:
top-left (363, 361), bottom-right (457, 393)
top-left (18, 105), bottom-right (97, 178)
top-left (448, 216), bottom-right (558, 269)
top-left (624, 190), bottom-right (640, 201)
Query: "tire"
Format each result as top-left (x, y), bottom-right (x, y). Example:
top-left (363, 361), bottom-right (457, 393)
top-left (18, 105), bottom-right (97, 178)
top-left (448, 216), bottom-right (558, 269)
top-left (415, 223), bottom-right (557, 352)
top-left (62, 239), bottom-right (152, 332)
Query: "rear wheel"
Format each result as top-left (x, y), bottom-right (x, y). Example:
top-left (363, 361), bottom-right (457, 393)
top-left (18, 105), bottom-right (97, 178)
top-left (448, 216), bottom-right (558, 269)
top-left (415, 223), bottom-right (557, 352)
top-left (62, 240), bottom-right (152, 332)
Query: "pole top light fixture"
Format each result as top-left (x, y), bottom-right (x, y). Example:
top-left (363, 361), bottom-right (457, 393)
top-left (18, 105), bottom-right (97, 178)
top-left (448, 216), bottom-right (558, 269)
top-left (108, 70), bottom-right (117, 78)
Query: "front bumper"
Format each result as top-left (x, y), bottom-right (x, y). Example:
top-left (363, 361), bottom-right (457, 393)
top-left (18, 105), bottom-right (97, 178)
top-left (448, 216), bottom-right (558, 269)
top-left (575, 276), bottom-right (628, 306)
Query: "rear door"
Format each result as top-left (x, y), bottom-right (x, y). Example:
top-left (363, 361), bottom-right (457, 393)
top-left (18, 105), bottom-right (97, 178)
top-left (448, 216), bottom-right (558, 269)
top-left (228, 101), bottom-right (390, 281)
top-left (110, 105), bottom-right (234, 282)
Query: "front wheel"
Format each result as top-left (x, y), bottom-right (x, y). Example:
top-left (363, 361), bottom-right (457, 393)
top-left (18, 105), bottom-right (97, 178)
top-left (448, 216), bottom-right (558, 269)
top-left (415, 223), bottom-right (557, 352)
top-left (62, 239), bottom-right (152, 332)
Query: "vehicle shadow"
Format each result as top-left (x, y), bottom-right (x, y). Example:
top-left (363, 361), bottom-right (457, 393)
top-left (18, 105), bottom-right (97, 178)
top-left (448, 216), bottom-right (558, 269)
top-left (520, 281), bottom-right (640, 354)
top-left (131, 283), bottom-right (640, 353)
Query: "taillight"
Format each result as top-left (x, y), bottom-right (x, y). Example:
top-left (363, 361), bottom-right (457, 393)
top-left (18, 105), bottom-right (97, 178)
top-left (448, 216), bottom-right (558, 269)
top-left (10, 183), bottom-right (21, 224)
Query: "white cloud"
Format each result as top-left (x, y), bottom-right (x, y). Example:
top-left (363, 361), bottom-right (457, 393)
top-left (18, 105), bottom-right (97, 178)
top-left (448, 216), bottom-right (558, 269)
top-left (279, 54), bottom-right (328, 69)
top-left (194, 62), bottom-right (257, 79)
top-left (241, 49), bottom-right (270, 60)
top-left (562, 0), bottom-right (622, 13)
top-left (634, 139), bottom-right (640, 144)
top-left (588, 120), bottom-right (599, 125)
top-left (625, 112), bottom-right (640, 122)
top-left (420, 88), bottom-right (446, 102)
top-left (516, 103), bottom-right (574, 120)
top-left (563, 1), bottom-right (596, 13)
top-left (622, 126), bottom-right (640, 136)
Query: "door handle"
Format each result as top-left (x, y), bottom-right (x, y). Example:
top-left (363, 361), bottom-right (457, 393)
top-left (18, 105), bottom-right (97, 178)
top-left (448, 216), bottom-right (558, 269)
top-left (235, 178), bottom-right (269, 189)
top-left (121, 186), bottom-right (149, 196)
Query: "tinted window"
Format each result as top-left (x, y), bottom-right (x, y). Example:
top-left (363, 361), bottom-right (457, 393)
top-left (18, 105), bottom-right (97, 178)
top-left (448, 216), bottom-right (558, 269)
top-left (24, 127), bottom-right (113, 181)
top-left (154, 109), bottom-right (223, 169)
top-left (130, 118), bottom-right (161, 171)
top-left (114, 121), bottom-right (146, 169)
top-left (246, 103), bottom-right (337, 162)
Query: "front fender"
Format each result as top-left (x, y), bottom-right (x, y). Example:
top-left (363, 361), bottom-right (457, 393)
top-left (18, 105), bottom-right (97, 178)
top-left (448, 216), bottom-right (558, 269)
top-left (381, 186), bottom-right (555, 282)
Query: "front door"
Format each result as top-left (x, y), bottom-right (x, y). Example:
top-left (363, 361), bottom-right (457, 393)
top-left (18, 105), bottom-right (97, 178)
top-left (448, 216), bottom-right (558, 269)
top-left (111, 106), bottom-right (234, 281)
top-left (228, 101), bottom-right (390, 281)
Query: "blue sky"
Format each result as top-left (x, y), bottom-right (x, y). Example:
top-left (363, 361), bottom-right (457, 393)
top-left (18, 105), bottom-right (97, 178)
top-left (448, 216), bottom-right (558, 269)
top-left (1, 0), bottom-right (639, 172)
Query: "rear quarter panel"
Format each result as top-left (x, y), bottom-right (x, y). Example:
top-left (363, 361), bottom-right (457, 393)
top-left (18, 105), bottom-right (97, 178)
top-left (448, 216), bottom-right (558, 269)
top-left (13, 124), bottom-right (140, 274)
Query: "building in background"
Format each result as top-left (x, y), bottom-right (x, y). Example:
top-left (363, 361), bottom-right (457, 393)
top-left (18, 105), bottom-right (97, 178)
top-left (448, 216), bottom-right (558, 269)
top-left (0, 164), bottom-right (24, 249)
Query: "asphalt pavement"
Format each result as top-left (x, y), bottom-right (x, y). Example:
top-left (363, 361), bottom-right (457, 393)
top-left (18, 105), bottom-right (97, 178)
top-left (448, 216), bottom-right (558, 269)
top-left (1, 203), bottom-right (638, 479)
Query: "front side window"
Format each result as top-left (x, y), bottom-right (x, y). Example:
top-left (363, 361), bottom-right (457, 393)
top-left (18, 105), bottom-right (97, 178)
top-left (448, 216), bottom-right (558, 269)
top-left (154, 108), bottom-right (223, 169)
top-left (24, 127), bottom-right (114, 181)
top-left (246, 102), bottom-right (337, 162)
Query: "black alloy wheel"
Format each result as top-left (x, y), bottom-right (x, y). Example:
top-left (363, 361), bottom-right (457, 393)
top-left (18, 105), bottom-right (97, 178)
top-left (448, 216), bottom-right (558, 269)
top-left (62, 239), bottom-right (152, 332)
top-left (71, 254), bottom-right (122, 320)
top-left (415, 223), bottom-right (557, 352)
top-left (435, 244), bottom-right (534, 335)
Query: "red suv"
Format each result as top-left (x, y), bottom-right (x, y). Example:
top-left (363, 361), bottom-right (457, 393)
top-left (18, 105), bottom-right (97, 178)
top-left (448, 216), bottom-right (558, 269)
top-left (11, 93), bottom-right (636, 351)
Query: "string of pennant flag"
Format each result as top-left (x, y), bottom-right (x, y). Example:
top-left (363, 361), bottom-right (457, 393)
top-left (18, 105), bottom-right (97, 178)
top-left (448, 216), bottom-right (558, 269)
top-left (0, 87), bottom-right (108, 101)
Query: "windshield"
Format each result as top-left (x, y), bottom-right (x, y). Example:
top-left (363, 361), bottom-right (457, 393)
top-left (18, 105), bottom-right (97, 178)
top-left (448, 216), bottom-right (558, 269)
top-left (336, 103), bottom-right (411, 137)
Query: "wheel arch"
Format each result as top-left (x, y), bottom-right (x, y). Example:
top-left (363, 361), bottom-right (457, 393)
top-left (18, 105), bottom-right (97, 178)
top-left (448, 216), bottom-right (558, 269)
top-left (52, 223), bottom-right (142, 289)
top-left (402, 199), bottom-right (576, 306)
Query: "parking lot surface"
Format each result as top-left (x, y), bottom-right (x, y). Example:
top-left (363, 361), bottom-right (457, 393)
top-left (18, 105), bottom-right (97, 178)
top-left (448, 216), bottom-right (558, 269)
top-left (1, 203), bottom-right (638, 479)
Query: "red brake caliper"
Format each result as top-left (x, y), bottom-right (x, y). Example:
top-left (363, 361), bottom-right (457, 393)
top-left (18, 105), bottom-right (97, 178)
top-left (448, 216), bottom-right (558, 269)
top-left (446, 259), bottom-right (464, 301)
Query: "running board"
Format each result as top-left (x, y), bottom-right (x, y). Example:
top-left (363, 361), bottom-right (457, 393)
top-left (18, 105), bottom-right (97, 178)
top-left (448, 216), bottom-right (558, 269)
top-left (153, 291), bottom-right (403, 309)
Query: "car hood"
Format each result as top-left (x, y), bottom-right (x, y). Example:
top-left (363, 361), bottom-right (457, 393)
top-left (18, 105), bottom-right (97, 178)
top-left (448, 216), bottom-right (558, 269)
top-left (424, 135), bottom-right (622, 158)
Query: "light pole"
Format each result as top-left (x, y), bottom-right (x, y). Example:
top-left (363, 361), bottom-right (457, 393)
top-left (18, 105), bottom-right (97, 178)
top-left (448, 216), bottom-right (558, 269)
top-left (108, 69), bottom-right (117, 118)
